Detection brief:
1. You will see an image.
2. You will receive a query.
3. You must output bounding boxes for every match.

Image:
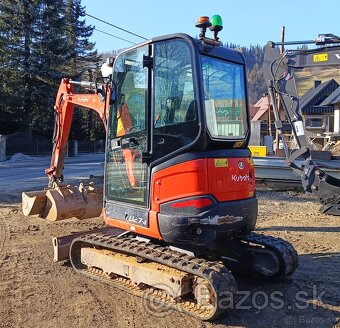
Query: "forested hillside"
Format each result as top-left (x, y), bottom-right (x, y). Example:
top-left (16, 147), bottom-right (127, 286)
top-left (0, 2), bottom-right (267, 139)
top-left (238, 44), bottom-right (267, 106)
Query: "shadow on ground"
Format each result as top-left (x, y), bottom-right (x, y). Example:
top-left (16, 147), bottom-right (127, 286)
top-left (212, 251), bottom-right (340, 328)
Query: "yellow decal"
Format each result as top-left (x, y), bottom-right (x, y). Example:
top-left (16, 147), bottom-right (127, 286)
top-left (249, 146), bottom-right (267, 157)
top-left (313, 53), bottom-right (328, 62)
top-left (249, 191), bottom-right (254, 197)
top-left (214, 159), bottom-right (228, 167)
top-left (117, 117), bottom-right (123, 134)
top-left (233, 141), bottom-right (244, 148)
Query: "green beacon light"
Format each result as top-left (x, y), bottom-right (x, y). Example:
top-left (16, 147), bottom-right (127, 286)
top-left (209, 15), bottom-right (223, 41)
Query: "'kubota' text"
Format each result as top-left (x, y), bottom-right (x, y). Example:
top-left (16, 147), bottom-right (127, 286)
top-left (231, 175), bottom-right (250, 182)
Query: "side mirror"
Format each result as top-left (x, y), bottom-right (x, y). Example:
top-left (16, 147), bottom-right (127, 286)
top-left (106, 56), bottom-right (115, 67)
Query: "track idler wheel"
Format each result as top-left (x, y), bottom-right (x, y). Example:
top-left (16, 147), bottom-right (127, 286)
top-left (222, 232), bottom-right (298, 282)
top-left (239, 233), bottom-right (298, 281)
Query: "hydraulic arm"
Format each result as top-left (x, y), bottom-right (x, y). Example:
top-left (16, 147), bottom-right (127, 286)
top-left (22, 78), bottom-right (110, 221)
top-left (263, 34), bottom-right (340, 215)
top-left (46, 78), bottom-right (108, 186)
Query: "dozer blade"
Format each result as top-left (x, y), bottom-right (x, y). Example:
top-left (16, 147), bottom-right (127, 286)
top-left (22, 183), bottom-right (103, 221)
top-left (317, 175), bottom-right (340, 216)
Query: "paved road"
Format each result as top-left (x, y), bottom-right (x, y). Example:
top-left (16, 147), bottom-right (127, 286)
top-left (0, 153), bottom-right (105, 196)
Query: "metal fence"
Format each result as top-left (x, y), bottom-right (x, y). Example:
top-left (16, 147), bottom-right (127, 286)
top-left (3, 132), bottom-right (104, 159)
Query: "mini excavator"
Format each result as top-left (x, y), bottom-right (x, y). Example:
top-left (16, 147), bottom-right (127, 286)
top-left (22, 16), bottom-right (298, 320)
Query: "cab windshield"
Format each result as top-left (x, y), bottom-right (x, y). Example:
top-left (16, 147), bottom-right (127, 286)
top-left (201, 56), bottom-right (248, 139)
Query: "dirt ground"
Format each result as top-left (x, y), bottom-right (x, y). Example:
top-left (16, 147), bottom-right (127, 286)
top-left (0, 190), bottom-right (339, 328)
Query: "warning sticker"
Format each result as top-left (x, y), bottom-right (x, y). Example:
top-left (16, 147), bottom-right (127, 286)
top-left (214, 159), bottom-right (228, 167)
top-left (313, 53), bottom-right (328, 62)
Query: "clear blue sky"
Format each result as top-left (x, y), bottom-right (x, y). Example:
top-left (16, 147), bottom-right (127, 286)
top-left (82, 0), bottom-right (340, 53)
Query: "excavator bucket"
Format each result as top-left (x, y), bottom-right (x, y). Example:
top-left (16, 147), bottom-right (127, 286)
top-left (22, 183), bottom-right (103, 221)
top-left (317, 174), bottom-right (340, 216)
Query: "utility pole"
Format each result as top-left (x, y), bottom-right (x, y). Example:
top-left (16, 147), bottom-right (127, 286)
top-left (275, 26), bottom-right (285, 153)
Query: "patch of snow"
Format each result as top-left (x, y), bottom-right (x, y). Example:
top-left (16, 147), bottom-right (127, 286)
top-left (7, 153), bottom-right (38, 163)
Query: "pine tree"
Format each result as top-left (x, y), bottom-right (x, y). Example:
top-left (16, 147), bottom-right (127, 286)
top-left (64, 0), bottom-right (99, 78)
top-left (0, 0), bottom-right (41, 133)
top-left (63, 0), bottom-right (102, 140)
top-left (0, 2), bottom-right (14, 133)
top-left (0, 0), bottom-right (100, 137)
top-left (30, 0), bottom-right (70, 135)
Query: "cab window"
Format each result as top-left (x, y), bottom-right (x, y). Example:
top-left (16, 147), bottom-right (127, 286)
top-left (153, 40), bottom-right (199, 159)
top-left (201, 56), bottom-right (248, 139)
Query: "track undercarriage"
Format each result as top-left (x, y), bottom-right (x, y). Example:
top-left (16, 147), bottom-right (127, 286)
top-left (68, 231), bottom-right (298, 320)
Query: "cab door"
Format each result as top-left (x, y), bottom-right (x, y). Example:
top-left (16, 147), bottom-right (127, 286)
top-left (105, 45), bottom-right (149, 213)
top-left (152, 39), bottom-right (199, 161)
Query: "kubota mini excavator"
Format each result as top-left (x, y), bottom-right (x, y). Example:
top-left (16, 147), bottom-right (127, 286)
top-left (22, 16), bottom-right (298, 320)
top-left (263, 33), bottom-right (340, 215)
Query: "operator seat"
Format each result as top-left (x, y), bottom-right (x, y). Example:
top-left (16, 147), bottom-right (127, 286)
top-left (185, 100), bottom-right (197, 121)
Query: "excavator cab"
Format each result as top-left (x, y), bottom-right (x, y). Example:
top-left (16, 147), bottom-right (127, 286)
top-left (104, 34), bottom-right (257, 247)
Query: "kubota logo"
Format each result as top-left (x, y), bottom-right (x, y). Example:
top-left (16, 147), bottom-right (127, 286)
top-left (238, 161), bottom-right (245, 170)
top-left (232, 174), bottom-right (250, 182)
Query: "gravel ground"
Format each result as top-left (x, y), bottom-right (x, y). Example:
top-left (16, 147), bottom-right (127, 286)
top-left (0, 190), bottom-right (339, 328)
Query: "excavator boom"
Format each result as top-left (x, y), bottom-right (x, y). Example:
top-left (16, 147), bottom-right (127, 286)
top-left (263, 34), bottom-right (340, 215)
top-left (22, 78), bottom-right (109, 221)
top-left (46, 78), bottom-right (108, 185)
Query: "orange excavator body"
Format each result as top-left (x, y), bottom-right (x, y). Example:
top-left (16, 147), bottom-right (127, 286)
top-left (104, 157), bottom-right (255, 240)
